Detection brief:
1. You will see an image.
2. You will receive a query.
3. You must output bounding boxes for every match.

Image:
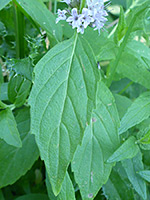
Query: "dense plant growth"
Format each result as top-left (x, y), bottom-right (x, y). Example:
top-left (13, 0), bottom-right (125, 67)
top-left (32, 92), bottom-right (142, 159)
top-left (0, 0), bottom-right (150, 199)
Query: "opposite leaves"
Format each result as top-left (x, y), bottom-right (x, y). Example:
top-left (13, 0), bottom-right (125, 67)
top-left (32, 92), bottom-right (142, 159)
top-left (29, 33), bottom-right (99, 195)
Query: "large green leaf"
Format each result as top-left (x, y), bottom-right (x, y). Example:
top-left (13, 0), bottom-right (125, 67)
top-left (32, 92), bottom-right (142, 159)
top-left (119, 92), bottom-right (150, 134)
top-left (0, 0), bottom-right (11, 10)
top-left (14, 0), bottom-right (62, 43)
top-left (107, 136), bottom-right (139, 163)
top-left (72, 81), bottom-right (120, 200)
top-left (46, 172), bottom-right (75, 200)
top-left (15, 194), bottom-right (49, 200)
top-left (0, 108), bottom-right (22, 147)
top-left (122, 151), bottom-right (147, 200)
top-left (29, 33), bottom-right (99, 195)
top-left (103, 162), bottom-right (136, 200)
top-left (0, 107), bottom-right (39, 188)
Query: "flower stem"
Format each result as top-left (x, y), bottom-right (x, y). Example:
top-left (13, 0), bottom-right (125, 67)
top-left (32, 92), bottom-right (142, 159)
top-left (54, 0), bottom-right (57, 15)
top-left (80, 0), bottom-right (86, 13)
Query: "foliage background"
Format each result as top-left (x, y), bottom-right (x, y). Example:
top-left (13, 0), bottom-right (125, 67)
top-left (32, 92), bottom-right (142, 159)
top-left (0, 0), bottom-right (150, 199)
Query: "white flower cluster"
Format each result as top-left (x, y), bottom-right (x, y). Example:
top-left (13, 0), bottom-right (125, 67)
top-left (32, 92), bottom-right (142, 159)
top-left (56, 0), bottom-right (109, 34)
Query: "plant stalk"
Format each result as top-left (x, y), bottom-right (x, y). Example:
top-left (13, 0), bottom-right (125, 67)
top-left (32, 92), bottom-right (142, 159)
top-left (13, 2), bottom-right (25, 59)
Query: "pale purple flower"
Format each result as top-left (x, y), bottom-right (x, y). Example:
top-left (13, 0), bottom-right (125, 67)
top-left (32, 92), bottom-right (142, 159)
top-left (66, 8), bottom-right (81, 29)
top-left (81, 8), bottom-right (94, 28)
top-left (77, 24), bottom-right (85, 34)
top-left (56, 9), bottom-right (67, 24)
top-left (61, 0), bottom-right (71, 4)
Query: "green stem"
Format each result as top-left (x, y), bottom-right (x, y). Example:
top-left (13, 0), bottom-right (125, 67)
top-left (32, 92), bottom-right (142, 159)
top-left (80, 0), bottom-right (86, 13)
top-left (54, 0), bottom-right (57, 15)
top-left (106, 6), bottom-right (148, 87)
top-left (0, 101), bottom-right (7, 109)
top-left (13, 2), bottom-right (25, 59)
top-left (119, 81), bottom-right (133, 95)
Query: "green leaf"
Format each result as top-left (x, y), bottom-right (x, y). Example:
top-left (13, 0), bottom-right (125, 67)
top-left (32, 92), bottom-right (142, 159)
top-left (0, 107), bottom-right (39, 188)
top-left (119, 92), bottom-right (150, 134)
top-left (114, 6), bottom-right (128, 45)
top-left (103, 162), bottom-right (136, 200)
top-left (106, 1), bottom-right (150, 86)
top-left (72, 81), bottom-right (120, 200)
top-left (0, 108), bottom-right (22, 147)
top-left (107, 136), bottom-right (139, 163)
top-left (117, 40), bottom-right (150, 89)
top-left (84, 28), bottom-right (117, 61)
top-left (8, 74), bottom-right (31, 107)
top-left (0, 83), bottom-right (8, 101)
top-left (137, 127), bottom-right (150, 150)
top-left (14, 0), bottom-right (62, 43)
top-left (15, 194), bottom-right (49, 200)
top-left (144, 8), bottom-right (150, 34)
top-left (0, 0), bottom-right (11, 11)
top-left (139, 129), bottom-right (150, 144)
top-left (29, 33), bottom-right (99, 195)
top-left (138, 170), bottom-right (150, 182)
top-left (10, 58), bottom-right (33, 81)
top-left (113, 94), bottom-right (132, 119)
top-left (122, 151), bottom-right (147, 200)
top-left (46, 172), bottom-right (76, 200)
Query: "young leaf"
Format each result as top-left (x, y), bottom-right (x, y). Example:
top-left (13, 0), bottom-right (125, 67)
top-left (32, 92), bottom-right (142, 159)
top-left (122, 151), bottom-right (147, 200)
top-left (46, 172), bottom-right (76, 200)
top-left (103, 162), bottom-right (136, 200)
top-left (15, 194), bottom-right (49, 200)
top-left (138, 170), bottom-right (150, 182)
top-left (8, 75), bottom-right (31, 108)
top-left (119, 92), bottom-right (150, 134)
top-left (29, 33), bottom-right (99, 195)
top-left (10, 58), bottom-right (33, 81)
top-left (107, 136), bottom-right (139, 163)
top-left (0, 107), bottom-right (39, 188)
top-left (114, 6), bottom-right (128, 45)
top-left (0, 108), bottom-right (22, 147)
top-left (72, 81), bottom-right (120, 200)
top-left (14, 0), bottom-right (62, 44)
top-left (0, 0), bottom-right (11, 10)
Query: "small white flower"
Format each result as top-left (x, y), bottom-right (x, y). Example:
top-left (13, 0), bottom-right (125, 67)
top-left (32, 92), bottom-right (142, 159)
top-left (77, 24), bottom-right (85, 34)
top-left (56, 9), bottom-right (67, 24)
top-left (61, 0), bottom-right (71, 4)
top-left (81, 8), bottom-right (94, 28)
top-left (66, 8), bottom-right (81, 29)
